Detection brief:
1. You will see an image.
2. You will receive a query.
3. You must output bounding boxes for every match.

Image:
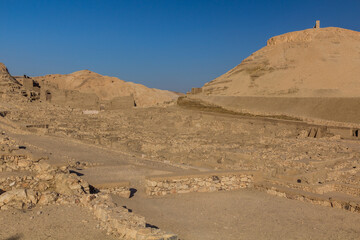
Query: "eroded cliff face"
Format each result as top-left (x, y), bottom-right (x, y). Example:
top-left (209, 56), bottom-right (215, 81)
top-left (202, 27), bottom-right (360, 97)
top-left (0, 63), bottom-right (7, 73)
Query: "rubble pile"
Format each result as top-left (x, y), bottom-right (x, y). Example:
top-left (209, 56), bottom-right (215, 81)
top-left (4, 92), bottom-right (360, 193)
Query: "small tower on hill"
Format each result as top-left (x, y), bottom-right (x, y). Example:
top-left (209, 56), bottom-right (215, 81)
top-left (314, 20), bottom-right (320, 29)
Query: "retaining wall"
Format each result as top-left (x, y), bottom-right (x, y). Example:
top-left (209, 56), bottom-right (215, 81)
top-left (189, 95), bottom-right (360, 124)
top-left (146, 171), bottom-right (360, 214)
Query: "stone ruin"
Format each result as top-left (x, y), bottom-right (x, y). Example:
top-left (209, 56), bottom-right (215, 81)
top-left (20, 77), bottom-right (41, 101)
top-left (0, 63), bottom-right (137, 111)
top-left (18, 77), bottom-right (136, 110)
top-left (0, 133), bottom-right (177, 239)
top-left (314, 20), bottom-right (320, 29)
top-left (190, 87), bottom-right (202, 95)
top-left (2, 61), bottom-right (360, 237)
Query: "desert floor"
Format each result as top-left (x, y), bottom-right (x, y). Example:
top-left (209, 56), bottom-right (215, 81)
top-left (2, 114), bottom-right (360, 239)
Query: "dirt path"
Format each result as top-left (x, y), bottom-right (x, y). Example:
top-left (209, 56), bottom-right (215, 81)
top-left (3, 129), bottom-right (201, 188)
top-left (115, 189), bottom-right (360, 240)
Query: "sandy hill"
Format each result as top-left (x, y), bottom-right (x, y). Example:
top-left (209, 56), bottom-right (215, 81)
top-left (34, 70), bottom-right (179, 107)
top-left (201, 27), bottom-right (360, 97)
top-left (0, 63), bottom-right (20, 87)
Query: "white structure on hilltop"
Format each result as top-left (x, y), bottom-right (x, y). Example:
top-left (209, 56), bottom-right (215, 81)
top-left (314, 20), bottom-right (320, 29)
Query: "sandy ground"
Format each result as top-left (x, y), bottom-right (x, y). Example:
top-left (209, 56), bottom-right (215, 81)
top-left (3, 127), bottom-right (360, 240)
top-left (2, 106), bottom-right (360, 239)
top-left (0, 205), bottom-right (117, 240)
top-left (5, 131), bottom-right (195, 187)
top-left (116, 189), bottom-right (360, 240)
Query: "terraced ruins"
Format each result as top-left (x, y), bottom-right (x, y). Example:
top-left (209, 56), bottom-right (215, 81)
top-left (2, 24), bottom-right (360, 240)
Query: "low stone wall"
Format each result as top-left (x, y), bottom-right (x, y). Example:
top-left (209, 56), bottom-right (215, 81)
top-left (90, 194), bottom-right (177, 240)
top-left (261, 178), bottom-right (360, 198)
top-left (255, 182), bottom-right (360, 213)
top-left (145, 171), bottom-right (255, 196)
top-left (0, 162), bottom-right (177, 239)
top-left (93, 182), bottom-right (131, 198)
top-left (0, 136), bottom-right (177, 239)
top-left (0, 154), bottom-right (31, 172)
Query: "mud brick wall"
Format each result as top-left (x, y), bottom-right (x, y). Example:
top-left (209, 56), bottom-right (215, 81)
top-left (145, 171), bottom-right (255, 196)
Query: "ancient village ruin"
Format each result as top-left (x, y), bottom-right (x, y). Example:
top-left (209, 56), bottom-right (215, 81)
top-left (1, 21), bottom-right (360, 239)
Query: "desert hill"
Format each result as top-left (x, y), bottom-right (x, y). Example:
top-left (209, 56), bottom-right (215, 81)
top-left (34, 70), bottom-right (179, 107)
top-left (0, 63), bottom-right (20, 87)
top-left (201, 27), bottom-right (360, 97)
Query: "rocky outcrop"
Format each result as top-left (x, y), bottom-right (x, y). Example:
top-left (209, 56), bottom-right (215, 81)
top-left (0, 161), bottom-right (90, 209)
top-left (0, 63), bottom-right (20, 94)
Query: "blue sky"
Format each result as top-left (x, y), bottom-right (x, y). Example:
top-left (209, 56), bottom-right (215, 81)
top-left (1, 0), bottom-right (359, 92)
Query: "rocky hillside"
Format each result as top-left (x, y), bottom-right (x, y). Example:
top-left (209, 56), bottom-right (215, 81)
top-left (0, 63), bottom-right (20, 87)
top-left (201, 27), bottom-right (360, 97)
top-left (34, 70), bottom-right (179, 107)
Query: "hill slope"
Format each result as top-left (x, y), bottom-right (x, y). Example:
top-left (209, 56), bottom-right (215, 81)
top-left (34, 70), bottom-right (179, 107)
top-left (0, 63), bottom-right (20, 87)
top-left (202, 27), bottom-right (360, 97)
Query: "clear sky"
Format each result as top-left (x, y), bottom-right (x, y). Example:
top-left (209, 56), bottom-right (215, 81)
top-left (1, 0), bottom-right (359, 93)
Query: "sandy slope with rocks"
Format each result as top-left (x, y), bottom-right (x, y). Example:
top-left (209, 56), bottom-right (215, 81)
top-left (34, 70), bottom-right (179, 107)
top-left (202, 27), bottom-right (360, 97)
